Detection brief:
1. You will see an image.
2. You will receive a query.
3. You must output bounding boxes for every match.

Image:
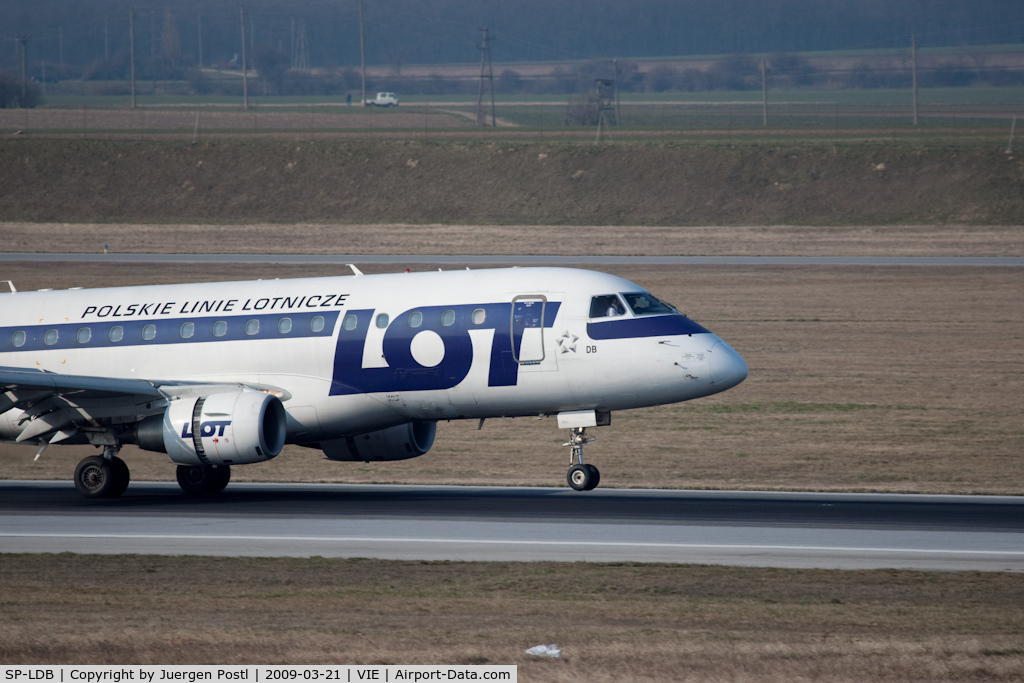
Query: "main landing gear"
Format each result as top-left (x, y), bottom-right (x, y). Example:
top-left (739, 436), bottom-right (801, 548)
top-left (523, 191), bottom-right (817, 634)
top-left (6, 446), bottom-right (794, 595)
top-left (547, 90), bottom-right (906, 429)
top-left (176, 464), bottom-right (231, 496)
top-left (564, 427), bottom-right (600, 491)
top-left (72, 447), bottom-right (232, 498)
top-left (73, 447), bottom-right (130, 499)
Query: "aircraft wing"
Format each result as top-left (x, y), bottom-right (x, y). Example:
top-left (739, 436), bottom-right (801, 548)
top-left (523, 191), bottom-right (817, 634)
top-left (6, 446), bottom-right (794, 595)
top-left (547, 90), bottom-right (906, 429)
top-left (0, 366), bottom-right (279, 446)
top-left (0, 366), bottom-right (164, 401)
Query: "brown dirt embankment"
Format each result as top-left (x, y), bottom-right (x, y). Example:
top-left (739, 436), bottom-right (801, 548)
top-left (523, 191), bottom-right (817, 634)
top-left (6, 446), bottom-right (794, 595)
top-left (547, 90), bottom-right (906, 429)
top-left (2, 138), bottom-right (1022, 225)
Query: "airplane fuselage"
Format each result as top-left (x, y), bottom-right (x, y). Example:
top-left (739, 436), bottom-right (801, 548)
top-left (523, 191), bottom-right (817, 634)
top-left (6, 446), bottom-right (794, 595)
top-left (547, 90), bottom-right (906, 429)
top-left (0, 267), bottom-right (747, 495)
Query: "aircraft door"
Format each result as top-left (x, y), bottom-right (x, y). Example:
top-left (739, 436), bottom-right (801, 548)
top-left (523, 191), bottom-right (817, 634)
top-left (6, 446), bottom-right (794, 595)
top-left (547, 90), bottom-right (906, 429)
top-left (511, 295), bottom-right (546, 364)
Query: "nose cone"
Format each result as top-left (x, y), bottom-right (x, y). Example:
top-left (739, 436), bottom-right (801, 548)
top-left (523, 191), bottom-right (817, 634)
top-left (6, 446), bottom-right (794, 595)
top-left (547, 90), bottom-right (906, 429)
top-left (709, 340), bottom-right (748, 392)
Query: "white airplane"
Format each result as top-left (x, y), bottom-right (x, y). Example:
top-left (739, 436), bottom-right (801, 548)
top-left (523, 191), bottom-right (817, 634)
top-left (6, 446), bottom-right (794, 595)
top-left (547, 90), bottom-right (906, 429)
top-left (0, 266), bottom-right (747, 498)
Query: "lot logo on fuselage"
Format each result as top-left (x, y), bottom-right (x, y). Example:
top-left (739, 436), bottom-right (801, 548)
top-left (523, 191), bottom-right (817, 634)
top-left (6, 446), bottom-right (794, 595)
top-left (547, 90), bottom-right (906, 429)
top-left (329, 302), bottom-right (559, 395)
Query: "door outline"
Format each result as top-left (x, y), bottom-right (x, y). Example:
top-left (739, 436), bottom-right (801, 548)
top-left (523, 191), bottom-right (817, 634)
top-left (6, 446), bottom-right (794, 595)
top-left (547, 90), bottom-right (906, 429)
top-left (510, 295), bottom-right (547, 365)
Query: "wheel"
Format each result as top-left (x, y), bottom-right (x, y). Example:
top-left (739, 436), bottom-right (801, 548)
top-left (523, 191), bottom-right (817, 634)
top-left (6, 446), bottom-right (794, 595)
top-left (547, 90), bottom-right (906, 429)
top-left (209, 465), bottom-right (231, 494)
top-left (176, 464), bottom-right (230, 495)
top-left (108, 456), bottom-right (131, 498)
top-left (584, 464), bottom-right (601, 491)
top-left (567, 464), bottom-right (592, 491)
top-left (74, 456), bottom-right (121, 498)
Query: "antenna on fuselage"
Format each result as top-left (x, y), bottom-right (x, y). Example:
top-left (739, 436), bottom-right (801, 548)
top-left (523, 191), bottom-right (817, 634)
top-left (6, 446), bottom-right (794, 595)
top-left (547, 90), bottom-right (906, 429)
top-left (347, 264), bottom-right (363, 276)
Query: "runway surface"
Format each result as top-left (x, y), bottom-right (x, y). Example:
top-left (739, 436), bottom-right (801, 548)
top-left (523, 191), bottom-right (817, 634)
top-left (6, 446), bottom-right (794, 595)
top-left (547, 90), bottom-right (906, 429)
top-left (1, 481), bottom-right (1021, 571)
top-left (1, 253), bottom-right (1022, 267)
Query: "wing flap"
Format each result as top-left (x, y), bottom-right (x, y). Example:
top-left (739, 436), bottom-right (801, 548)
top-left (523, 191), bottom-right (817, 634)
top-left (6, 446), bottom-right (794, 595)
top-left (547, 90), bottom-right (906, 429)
top-left (0, 366), bottom-right (162, 399)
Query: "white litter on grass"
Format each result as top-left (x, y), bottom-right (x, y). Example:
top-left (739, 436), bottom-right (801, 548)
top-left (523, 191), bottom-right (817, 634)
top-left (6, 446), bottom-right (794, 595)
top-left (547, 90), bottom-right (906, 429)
top-left (525, 644), bottom-right (562, 658)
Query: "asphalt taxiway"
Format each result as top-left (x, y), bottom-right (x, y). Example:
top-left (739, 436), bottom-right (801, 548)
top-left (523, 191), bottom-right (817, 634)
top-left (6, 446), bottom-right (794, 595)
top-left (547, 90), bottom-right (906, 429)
top-left (1, 481), bottom-right (1021, 571)
top-left (1, 253), bottom-right (1022, 266)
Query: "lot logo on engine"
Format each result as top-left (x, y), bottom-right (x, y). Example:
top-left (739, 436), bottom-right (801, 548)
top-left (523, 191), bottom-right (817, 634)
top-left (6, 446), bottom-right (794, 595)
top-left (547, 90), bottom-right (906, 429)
top-left (181, 420), bottom-right (231, 439)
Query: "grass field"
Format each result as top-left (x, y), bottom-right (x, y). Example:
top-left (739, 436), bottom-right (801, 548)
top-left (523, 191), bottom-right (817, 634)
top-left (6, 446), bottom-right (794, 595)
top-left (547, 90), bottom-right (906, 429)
top-left (2, 555), bottom-right (1023, 680)
top-left (34, 85), bottom-right (1024, 108)
top-left (7, 85), bottom-right (1024, 139)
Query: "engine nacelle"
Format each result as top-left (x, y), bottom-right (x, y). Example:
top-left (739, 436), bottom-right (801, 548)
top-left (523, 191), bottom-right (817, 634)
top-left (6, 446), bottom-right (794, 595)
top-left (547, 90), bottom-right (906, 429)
top-left (137, 389), bottom-right (287, 466)
top-left (320, 421), bottom-right (436, 462)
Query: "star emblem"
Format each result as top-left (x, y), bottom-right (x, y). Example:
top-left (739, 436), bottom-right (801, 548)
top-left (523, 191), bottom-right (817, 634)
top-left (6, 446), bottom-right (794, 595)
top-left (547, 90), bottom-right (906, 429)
top-left (556, 330), bottom-right (579, 354)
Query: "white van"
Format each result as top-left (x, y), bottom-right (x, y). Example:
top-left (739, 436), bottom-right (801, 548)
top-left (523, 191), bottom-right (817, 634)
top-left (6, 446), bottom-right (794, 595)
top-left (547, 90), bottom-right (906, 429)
top-left (366, 92), bottom-right (399, 107)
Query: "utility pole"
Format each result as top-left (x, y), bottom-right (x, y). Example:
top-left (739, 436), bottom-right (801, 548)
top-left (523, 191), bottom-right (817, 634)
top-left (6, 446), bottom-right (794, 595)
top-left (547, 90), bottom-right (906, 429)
top-left (129, 7), bottom-right (136, 109)
top-left (150, 12), bottom-right (156, 77)
top-left (293, 21), bottom-right (309, 71)
top-left (16, 35), bottom-right (30, 106)
top-left (358, 0), bottom-right (366, 106)
top-left (240, 4), bottom-right (248, 110)
top-left (197, 9), bottom-right (203, 68)
top-left (476, 27), bottom-right (495, 127)
top-left (613, 59), bottom-right (620, 126)
top-left (761, 58), bottom-right (768, 126)
top-left (595, 78), bottom-right (615, 143)
top-left (911, 34), bottom-right (919, 125)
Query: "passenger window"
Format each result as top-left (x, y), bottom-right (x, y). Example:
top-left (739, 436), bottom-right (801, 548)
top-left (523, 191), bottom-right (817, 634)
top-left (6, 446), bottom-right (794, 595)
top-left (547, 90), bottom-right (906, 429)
top-left (180, 322), bottom-right (194, 339)
top-left (11, 330), bottom-right (26, 347)
top-left (375, 313), bottom-right (389, 329)
top-left (343, 315), bottom-right (358, 331)
top-left (471, 308), bottom-right (486, 325)
top-left (44, 329), bottom-right (59, 345)
top-left (311, 316), bottom-right (325, 332)
top-left (142, 324), bottom-right (156, 340)
top-left (590, 295), bottom-right (626, 319)
top-left (408, 311), bottom-right (423, 328)
top-left (278, 318), bottom-right (292, 334)
top-left (109, 326), bottom-right (124, 342)
top-left (245, 319), bottom-right (260, 335)
top-left (441, 310), bottom-right (455, 327)
top-left (213, 321), bottom-right (228, 337)
top-left (77, 327), bottom-right (91, 344)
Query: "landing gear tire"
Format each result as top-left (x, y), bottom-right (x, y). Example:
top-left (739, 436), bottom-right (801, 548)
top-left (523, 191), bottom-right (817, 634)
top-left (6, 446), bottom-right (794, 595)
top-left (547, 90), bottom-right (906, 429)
top-left (208, 465), bottom-right (231, 494)
top-left (74, 455), bottom-right (129, 499)
top-left (176, 464), bottom-right (231, 495)
top-left (568, 463), bottom-right (600, 491)
top-left (108, 456), bottom-right (131, 498)
top-left (564, 426), bottom-right (601, 491)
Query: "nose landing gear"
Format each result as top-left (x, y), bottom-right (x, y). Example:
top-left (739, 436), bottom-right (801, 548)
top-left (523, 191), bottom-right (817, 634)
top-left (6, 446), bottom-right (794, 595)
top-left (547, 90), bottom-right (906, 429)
top-left (564, 427), bottom-right (600, 491)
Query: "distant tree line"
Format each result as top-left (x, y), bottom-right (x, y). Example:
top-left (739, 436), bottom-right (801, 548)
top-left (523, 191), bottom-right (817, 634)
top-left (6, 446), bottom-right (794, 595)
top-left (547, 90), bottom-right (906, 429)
top-left (3, 0), bottom-right (1022, 77)
top-left (0, 72), bottom-right (42, 108)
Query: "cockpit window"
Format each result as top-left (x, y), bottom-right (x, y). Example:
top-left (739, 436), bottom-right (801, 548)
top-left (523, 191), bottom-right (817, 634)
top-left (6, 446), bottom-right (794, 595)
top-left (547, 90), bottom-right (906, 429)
top-left (590, 294), bottom-right (627, 319)
top-left (621, 292), bottom-right (675, 316)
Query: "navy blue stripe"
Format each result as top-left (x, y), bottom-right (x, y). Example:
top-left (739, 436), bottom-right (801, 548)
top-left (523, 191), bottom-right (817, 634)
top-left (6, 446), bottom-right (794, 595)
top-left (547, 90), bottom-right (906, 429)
top-left (587, 314), bottom-right (709, 340)
top-left (0, 311), bottom-right (340, 353)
